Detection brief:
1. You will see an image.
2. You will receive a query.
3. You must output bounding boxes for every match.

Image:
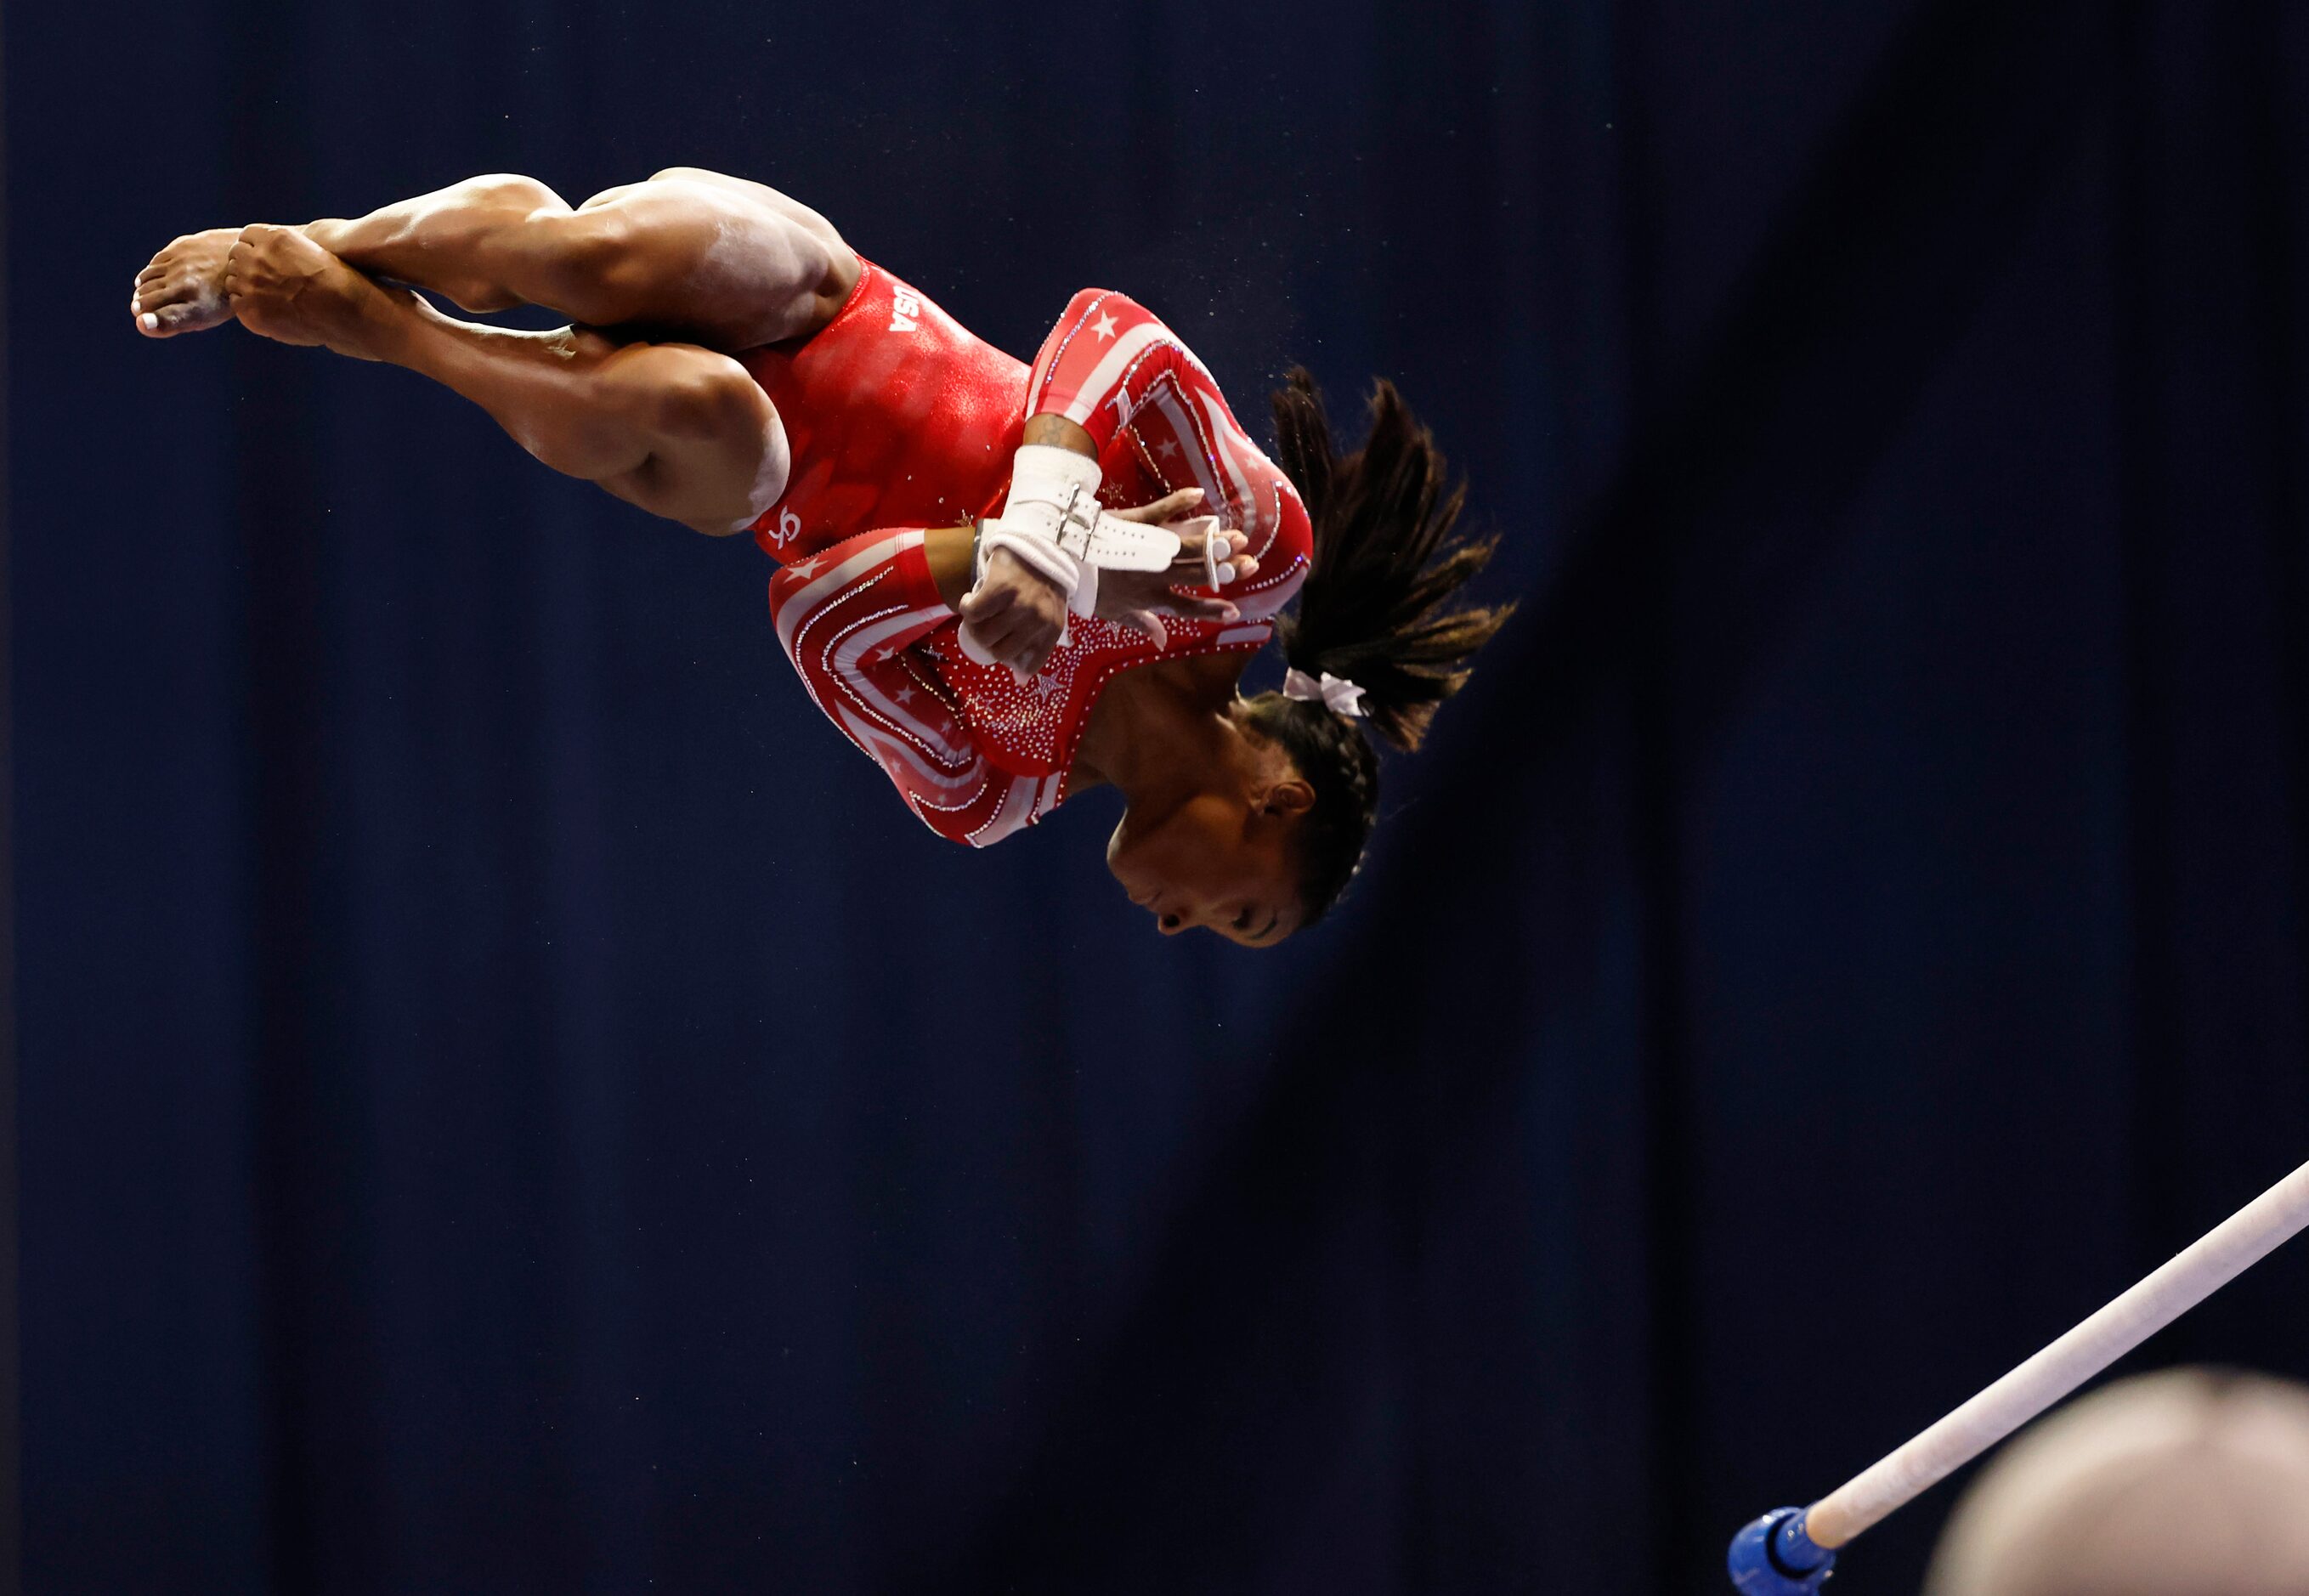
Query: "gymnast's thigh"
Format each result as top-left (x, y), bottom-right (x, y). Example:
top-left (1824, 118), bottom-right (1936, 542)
top-left (563, 171), bottom-right (863, 348)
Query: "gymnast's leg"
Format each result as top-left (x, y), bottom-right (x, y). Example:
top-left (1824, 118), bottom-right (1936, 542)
top-left (215, 224), bottom-right (787, 535)
top-left (131, 169), bottom-right (861, 353)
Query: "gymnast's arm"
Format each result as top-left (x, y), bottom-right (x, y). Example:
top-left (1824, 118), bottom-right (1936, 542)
top-left (816, 509), bottom-right (1244, 627)
top-left (767, 527), bottom-right (1012, 845)
top-left (1018, 291), bottom-right (1310, 627)
top-left (769, 508), bottom-right (1257, 844)
top-left (938, 467), bottom-right (1255, 666)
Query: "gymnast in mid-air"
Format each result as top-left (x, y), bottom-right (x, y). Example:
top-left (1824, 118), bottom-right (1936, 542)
top-left (131, 168), bottom-right (1510, 944)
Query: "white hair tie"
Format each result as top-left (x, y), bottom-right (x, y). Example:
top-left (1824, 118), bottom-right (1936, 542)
top-left (1282, 667), bottom-right (1367, 719)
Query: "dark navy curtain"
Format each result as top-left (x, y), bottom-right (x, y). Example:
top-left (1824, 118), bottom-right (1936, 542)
top-left (14, 2), bottom-right (2309, 1591)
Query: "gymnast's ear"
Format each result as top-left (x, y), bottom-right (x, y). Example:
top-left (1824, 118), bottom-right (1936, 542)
top-left (1257, 776), bottom-right (1316, 819)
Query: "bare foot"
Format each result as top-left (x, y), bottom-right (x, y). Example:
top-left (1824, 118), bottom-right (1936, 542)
top-left (223, 224), bottom-right (401, 360)
top-left (131, 227), bottom-right (241, 337)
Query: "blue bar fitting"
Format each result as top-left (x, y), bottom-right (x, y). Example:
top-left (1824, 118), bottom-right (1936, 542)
top-left (1727, 1507), bottom-right (1836, 1594)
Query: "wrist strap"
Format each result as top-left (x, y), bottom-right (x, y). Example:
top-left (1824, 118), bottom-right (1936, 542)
top-left (965, 516), bottom-right (1074, 664)
top-left (963, 444), bottom-right (1213, 667)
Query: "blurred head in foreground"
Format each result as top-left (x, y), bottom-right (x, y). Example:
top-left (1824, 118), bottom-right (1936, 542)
top-left (1923, 1367), bottom-right (2309, 1596)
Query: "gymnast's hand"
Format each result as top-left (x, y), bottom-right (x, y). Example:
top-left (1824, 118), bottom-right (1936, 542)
top-left (1095, 489), bottom-right (1257, 651)
top-left (957, 545), bottom-right (1072, 676)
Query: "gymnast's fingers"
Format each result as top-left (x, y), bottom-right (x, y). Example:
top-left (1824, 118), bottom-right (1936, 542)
top-left (1116, 609), bottom-right (1171, 650)
top-left (1012, 634), bottom-right (1060, 676)
top-left (971, 611), bottom-right (1028, 660)
top-left (1171, 525), bottom-right (1249, 583)
top-left (959, 582), bottom-right (1015, 625)
top-left (1164, 522), bottom-right (1231, 564)
top-left (1111, 487), bottom-right (1206, 525)
top-left (1156, 590), bottom-right (1242, 625)
top-left (974, 614), bottom-right (1031, 668)
top-left (985, 608), bottom-right (1060, 670)
top-left (1176, 525), bottom-right (1243, 556)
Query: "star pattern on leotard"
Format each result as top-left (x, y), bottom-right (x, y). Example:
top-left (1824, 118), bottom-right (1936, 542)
top-left (1091, 311), bottom-right (1118, 341)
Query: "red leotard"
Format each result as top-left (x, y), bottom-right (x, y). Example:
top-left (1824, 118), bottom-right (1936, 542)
top-left (750, 263), bottom-right (1310, 846)
top-left (738, 263), bottom-right (1024, 558)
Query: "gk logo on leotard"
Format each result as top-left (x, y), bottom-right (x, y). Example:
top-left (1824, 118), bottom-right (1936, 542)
top-left (889, 289), bottom-right (922, 334)
top-left (771, 507), bottom-right (802, 547)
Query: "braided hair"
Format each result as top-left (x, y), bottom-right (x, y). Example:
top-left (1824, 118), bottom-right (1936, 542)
top-left (1246, 369), bottom-right (1514, 923)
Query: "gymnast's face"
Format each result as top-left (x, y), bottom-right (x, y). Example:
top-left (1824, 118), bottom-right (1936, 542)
top-left (1106, 781), bottom-right (1313, 948)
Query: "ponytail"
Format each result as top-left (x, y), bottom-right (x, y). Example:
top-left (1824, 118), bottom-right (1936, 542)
top-left (1246, 370), bottom-right (1514, 921)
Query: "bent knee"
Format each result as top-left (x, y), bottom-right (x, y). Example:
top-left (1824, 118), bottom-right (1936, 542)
top-left (523, 209), bottom-right (655, 322)
top-left (648, 353), bottom-right (772, 443)
top-left (621, 349), bottom-right (790, 529)
top-left (681, 363), bottom-right (789, 528)
top-left (461, 172), bottom-right (568, 211)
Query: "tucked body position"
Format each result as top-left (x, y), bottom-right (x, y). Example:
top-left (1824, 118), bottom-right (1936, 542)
top-left (133, 168), bottom-right (1512, 944)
